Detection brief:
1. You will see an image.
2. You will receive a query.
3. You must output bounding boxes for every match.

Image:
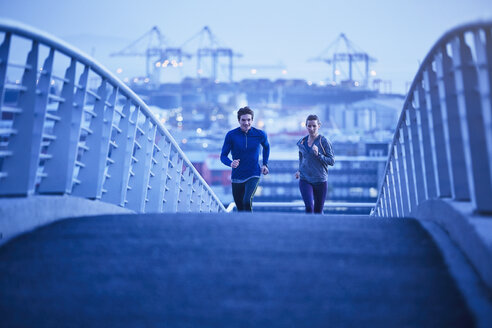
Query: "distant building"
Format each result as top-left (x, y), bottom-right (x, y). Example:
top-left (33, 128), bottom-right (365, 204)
top-left (328, 95), bottom-right (404, 132)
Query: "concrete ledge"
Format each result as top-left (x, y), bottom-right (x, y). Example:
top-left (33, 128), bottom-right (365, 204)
top-left (414, 199), bottom-right (492, 290)
top-left (0, 196), bottom-right (134, 246)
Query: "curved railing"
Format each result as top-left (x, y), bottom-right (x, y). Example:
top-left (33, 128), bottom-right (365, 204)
top-left (0, 19), bottom-right (225, 213)
top-left (373, 21), bottom-right (492, 217)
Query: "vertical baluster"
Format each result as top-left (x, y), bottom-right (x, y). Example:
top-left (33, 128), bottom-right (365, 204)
top-left (68, 67), bottom-right (90, 192)
top-left (382, 179), bottom-right (391, 217)
top-left (191, 180), bottom-right (203, 212)
top-left (178, 167), bottom-right (193, 212)
top-left (39, 61), bottom-right (85, 193)
top-left (396, 129), bottom-right (410, 216)
top-left (199, 187), bottom-right (208, 213)
top-left (146, 134), bottom-right (171, 212)
top-left (424, 64), bottom-right (451, 197)
top-left (381, 185), bottom-right (389, 217)
top-left (453, 34), bottom-right (492, 212)
top-left (387, 169), bottom-right (397, 217)
top-left (175, 157), bottom-right (184, 211)
top-left (33, 48), bottom-right (55, 187)
top-left (0, 41), bottom-right (43, 195)
top-left (72, 80), bottom-right (111, 198)
top-left (99, 87), bottom-right (117, 196)
top-left (102, 100), bottom-right (137, 206)
top-left (163, 150), bottom-right (182, 213)
top-left (126, 118), bottom-right (156, 212)
top-left (408, 102), bottom-right (427, 204)
top-left (379, 191), bottom-right (386, 217)
top-left (416, 82), bottom-right (437, 199)
top-left (402, 111), bottom-right (418, 212)
top-left (0, 32), bottom-right (10, 181)
top-left (202, 190), bottom-right (211, 213)
top-left (436, 46), bottom-right (470, 201)
top-left (0, 32), bottom-right (10, 122)
top-left (474, 29), bottom-right (492, 209)
top-left (391, 146), bottom-right (403, 217)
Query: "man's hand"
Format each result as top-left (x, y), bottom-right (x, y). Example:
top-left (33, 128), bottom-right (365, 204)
top-left (262, 165), bottom-right (269, 175)
top-left (312, 144), bottom-right (319, 156)
top-left (295, 171), bottom-right (300, 179)
top-left (231, 159), bottom-right (240, 168)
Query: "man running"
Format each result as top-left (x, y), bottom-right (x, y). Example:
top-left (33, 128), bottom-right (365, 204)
top-left (220, 106), bottom-right (270, 212)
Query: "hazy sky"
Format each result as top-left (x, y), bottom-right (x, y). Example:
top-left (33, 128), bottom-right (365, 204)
top-left (1, 0), bottom-right (491, 93)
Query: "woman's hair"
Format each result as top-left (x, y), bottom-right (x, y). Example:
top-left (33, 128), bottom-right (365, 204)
top-left (237, 106), bottom-right (254, 120)
top-left (306, 114), bottom-right (321, 125)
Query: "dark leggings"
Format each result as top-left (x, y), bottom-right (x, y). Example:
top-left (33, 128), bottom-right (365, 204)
top-left (232, 178), bottom-right (260, 212)
top-left (299, 179), bottom-right (327, 214)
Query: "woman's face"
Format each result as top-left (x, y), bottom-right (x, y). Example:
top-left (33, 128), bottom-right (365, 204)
top-left (239, 114), bottom-right (253, 132)
top-left (306, 119), bottom-right (320, 136)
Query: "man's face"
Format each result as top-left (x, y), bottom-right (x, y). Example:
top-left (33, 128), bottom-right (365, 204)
top-left (239, 114), bottom-right (253, 132)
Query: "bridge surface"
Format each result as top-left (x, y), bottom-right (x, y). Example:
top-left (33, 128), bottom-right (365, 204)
top-left (1, 212), bottom-right (488, 327)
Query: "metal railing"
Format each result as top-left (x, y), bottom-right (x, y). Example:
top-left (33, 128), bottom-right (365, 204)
top-left (0, 19), bottom-right (225, 213)
top-left (373, 21), bottom-right (492, 217)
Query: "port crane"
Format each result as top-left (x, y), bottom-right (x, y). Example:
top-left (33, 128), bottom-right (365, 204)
top-left (110, 26), bottom-right (191, 80)
top-left (180, 26), bottom-right (242, 82)
top-left (310, 33), bottom-right (376, 87)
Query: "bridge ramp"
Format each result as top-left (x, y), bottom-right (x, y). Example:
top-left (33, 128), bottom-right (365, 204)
top-left (0, 213), bottom-right (475, 327)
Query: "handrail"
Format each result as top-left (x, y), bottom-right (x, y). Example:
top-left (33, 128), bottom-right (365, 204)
top-left (0, 19), bottom-right (226, 213)
top-left (373, 20), bottom-right (492, 217)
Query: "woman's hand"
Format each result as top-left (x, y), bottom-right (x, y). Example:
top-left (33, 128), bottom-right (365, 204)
top-left (295, 171), bottom-right (300, 179)
top-left (231, 159), bottom-right (240, 168)
top-left (312, 144), bottom-right (319, 156)
top-left (262, 165), bottom-right (269, 175)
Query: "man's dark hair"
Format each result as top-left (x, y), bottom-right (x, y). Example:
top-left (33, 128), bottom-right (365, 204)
top-left (306, 114), bottom-right (320, 125)
top-left (237, 106), bottom-right (254, 121)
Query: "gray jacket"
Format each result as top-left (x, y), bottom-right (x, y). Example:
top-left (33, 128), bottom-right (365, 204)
top-left (297, 135), bottom-right (335, 183)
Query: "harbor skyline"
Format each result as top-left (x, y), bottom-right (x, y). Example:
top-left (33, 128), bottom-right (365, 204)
top-left (2, 0), bottom-right (491, 93)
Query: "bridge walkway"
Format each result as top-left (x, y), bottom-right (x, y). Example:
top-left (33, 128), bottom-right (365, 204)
top-left (0, 213), bottom-right (484, 327)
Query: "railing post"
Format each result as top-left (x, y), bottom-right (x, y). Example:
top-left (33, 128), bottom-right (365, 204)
top-left (0, 32), bottom-right (10, 126)
top-left (453, 34), bottom-right (492, 213)
top-left (201, 190), bottom-right (211, 213)
top-left (145, 135), bottom-right (171, 213)
top-left (382, 184), bottom-right (389, 217)
top-left (474, 28), bottom-right (492, 211)
top-left (396, 129), bottom-right (411, 216)
top-left (191, 180), bottom-right (203, 212)
top-left (401, 114), bottom-right (418, 213)
top-left (38, 62), bottom-right (87, 194)
top-left (407, 103), bottom-right (427, 204)
top-left (126, 117), bottom-right (156, 212)
top-left (391, 146), bottom-right (403, 217)
top-left (101, 101), bottom-right (138, 206)
top-left (435, 47), bottom-right (470, 201)
top-left (163, 150), bottom-right (182, 213)
top-left (416, 84), bottom-right (437, 199)
top-left (178, 167), bottom-right (193, 212)
top-left (424, 64), bottom-right (451, 197)
top-left (0, 41), bottom-right (44, 196)
top-left (385, 178), bottom-right (394, 217)
top-left (72, 80), bottom-right (111, 199)
top-left (0, 32), bottom-right (9, 182)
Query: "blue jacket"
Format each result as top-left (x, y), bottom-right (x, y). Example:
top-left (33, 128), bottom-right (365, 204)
top-left (297, 135), bottom-right (335, 183)
top-left (221, 127), bottom-right (270, 182)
